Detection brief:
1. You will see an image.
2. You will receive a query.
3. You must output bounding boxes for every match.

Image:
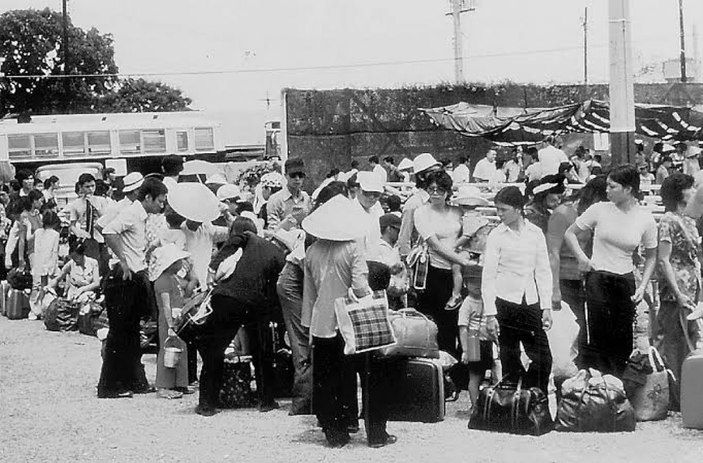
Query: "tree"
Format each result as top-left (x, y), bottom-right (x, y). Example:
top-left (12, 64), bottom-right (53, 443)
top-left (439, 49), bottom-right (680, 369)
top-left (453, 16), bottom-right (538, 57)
top-left (95, 78), bottom-right (192, 113)
top-left (0, 8), bottom-right (118, 114)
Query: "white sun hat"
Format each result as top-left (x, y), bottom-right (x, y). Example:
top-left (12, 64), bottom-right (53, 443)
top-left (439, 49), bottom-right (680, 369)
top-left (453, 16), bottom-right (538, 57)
top-left (357, 171), bottom-right (384, 193)
top-left (205, 173), bottom-right (227, 185)
top-left (450, 186), bottom-right (490, 207)
top-left (217, 184), bottom-right (242, 201)
top-left (168, 182), bottom-right (221, 222)
top-left (302, 194), bottom-right (369, 241)
top-left (398, 158), bottom-right (414, 172)
top-left (149, 243), bottom-right (191, 281)
top-left (181, 160), bottom-right (219, 177)
top-left (122, 172), bottom-right (144, 193)
top-left (413, 152), bottom-right (442, 174)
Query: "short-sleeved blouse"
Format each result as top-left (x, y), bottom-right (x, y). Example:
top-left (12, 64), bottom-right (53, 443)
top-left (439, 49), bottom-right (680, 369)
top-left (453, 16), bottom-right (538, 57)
top-left (658, 212), bottom-right (702, 302)
top-left (414, 204), bottom-right (462, 270)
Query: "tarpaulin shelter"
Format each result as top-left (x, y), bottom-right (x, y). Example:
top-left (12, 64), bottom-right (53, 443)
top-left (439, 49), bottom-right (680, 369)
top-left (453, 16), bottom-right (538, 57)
top-left (420, 100), bottom-right (703, 145)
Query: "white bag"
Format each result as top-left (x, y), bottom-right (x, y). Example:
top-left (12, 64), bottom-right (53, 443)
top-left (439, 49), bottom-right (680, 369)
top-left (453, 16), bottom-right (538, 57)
top-left (547, 301), bottom-right (580, 378)
top-left (215, 249), bottom-right (242, 282)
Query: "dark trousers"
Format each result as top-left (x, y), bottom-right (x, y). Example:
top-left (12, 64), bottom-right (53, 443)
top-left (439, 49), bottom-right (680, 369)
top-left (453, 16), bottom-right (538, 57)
top-left (580, 271), bottom-right (636, 378)
top-left (97, 269), bottom-right (153, 395)
top-left (417, 265), bottom-right (459, 356)
top-left (276, 262), bottom-right (312, 414)
top-left (312, 334), bottom-right (391, 444)
top-left (495, 298), bottom-right (552, 394)
top-left (560, 278), bottom-right (587, 359)
top-left (195, 294), bottom-right (275, 409)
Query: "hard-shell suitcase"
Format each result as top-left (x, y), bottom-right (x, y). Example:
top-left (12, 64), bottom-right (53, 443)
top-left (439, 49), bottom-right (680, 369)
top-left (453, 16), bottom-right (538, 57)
top-left (387, 357), bottom-right (445, 423)
top-left (682, 350), bottom-right (703, 428)
top-left (0, 280), bottom-right (10, 317)
top-left (6, 288), bottom-right (30, 320)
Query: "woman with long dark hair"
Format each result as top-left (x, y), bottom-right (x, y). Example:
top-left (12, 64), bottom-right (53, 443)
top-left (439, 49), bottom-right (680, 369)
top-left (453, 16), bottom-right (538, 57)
top-left (564, 165), bottom-right (657, 377)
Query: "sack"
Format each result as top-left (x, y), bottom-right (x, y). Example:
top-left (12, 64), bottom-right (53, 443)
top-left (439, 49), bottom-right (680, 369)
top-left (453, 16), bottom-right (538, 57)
top-left (555, 368), bottom-right (636, 432)
top-left (629, 347), bottom-right (671, 421)
top-left (334, 290), bottom-right (396, 355)
top-left (219, 355), bottom-right (257, 408)
top-left (43, 298), bottom-right (80, 332)
top-left (468, 376), bottom-right (553, 436)
top-left (77, 300), bottom-right (105, 337)
top-left (546, 301), bottom-right (580, 379)
top-left (379, 308), bottom-right (439, 359)
top-left (215, 249), bottom-right (242, 282)
top-left (7, 268), bottom-right (33, 291)
top-left (406, 241), bottom-right (429, 291)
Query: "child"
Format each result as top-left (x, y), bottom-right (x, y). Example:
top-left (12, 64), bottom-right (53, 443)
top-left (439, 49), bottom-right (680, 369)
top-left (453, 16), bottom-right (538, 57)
top-left (445, 186), bottom-right (490, 310)
top-left (28, 210), bottom-right (61, 319)
top-left (50, 240), bottom-right (100, 302)
top-left (151, 244), bottom-right (193, 399)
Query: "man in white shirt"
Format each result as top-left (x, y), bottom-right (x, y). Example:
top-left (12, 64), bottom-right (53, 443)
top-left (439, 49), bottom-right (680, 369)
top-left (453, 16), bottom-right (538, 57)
top-left (98, 178), bottom-right (167, 399)
top-left (398, 153), bottom-right (441, 258)
top-left (267, 158), bottom-right (312, 231)
top-left (538, 136), bottom-right (568, 177)
top-left (472, 149), bottom-right (497, 182)
top-left (96, 172), bottom-right (144, 233)
top-left (354, 171), bottom-right (385, 263)
top-left (452, 156), bottom-right (471, 184)
top-left (67, 173), bottom-right (112, 274)
top-left (369, 156), bottom-right (388, 183)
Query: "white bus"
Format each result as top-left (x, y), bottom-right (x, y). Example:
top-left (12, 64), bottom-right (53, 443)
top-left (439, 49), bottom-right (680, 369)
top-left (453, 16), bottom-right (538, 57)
top-left (0, 111), bottom-right (226, 173)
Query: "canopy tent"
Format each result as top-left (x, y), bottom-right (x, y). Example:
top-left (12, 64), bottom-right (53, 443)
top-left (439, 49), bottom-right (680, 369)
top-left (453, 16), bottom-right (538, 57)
top-left (420, 100), bottom-right (703, 145)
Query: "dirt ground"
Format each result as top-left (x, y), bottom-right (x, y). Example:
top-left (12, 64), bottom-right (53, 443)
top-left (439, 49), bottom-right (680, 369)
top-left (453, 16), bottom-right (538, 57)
top-left (1, 316), bottom-right (703, 463)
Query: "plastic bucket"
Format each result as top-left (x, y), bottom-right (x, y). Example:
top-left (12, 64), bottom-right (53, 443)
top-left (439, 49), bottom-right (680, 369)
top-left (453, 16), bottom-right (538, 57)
top-left (163, 337), bottom-right (182, 368)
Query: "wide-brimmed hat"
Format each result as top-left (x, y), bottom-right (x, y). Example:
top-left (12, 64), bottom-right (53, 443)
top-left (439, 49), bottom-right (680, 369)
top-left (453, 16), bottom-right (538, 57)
top-left (205, 173), bottom-right (227, 185)
top-left (260, 172), bottom-right (284, 189)
top-left (181, 160), bottom-right (218, 177)
top-left (686, 146), bottom-right (702, 158)
top-left (122, 172), bottom-right (144, 193)
top-left (357, 171), bottom-right (384, 193)
top-left (398, 158), bottom-right (413, 172)
top-left (168, 182), bottom-right (220, 223)
top-left (662, 143), bottom-right (676, 153)
top-left (217, 184), bottom-right (241, 201)
top-left (450, 186), bottom-right (489, 207)
top-left (149, 244), bottom-right (190, 281)
top-left (302, 194), bottom-right (369, 241)
top-left (413, 153), bottom-right (441, 174)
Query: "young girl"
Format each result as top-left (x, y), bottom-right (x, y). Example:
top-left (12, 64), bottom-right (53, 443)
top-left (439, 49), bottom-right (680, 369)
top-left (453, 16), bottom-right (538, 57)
top-left (29, 210), bottom-right (61, 319)
top-left (50, 240), bottom-right (100, 302)
top-left (151, 244), bottom-right (192, 399)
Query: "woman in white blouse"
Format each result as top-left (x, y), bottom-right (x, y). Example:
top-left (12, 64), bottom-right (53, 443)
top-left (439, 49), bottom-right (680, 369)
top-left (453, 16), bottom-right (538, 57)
top-left (482, 186), bottom-right (553, 394)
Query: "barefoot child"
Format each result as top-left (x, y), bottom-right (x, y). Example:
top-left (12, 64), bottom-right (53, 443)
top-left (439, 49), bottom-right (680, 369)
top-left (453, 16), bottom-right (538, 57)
top-left (151, 244), bottom-right (193, 399)
top-left (29, 211), bottom-right (62, 319)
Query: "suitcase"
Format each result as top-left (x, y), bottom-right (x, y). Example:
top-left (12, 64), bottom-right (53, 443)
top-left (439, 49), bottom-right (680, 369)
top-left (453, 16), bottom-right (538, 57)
top-left (386, 358), bottom-right (445, 423)
top-left (682, 350), bottom-right (703, 428)
top-left (6, 288), bottom-right (30, 320)
top-left (0, 280), bottom-right (10, 317)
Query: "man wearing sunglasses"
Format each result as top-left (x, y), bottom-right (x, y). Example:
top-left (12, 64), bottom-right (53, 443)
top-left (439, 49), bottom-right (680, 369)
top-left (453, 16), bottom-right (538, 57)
top-left (267, 157), bottom-right (312, 231)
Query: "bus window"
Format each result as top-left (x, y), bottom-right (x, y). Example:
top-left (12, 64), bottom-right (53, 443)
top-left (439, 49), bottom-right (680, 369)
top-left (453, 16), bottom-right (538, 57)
top-left (194, 127), bottom-right (214, 151)
top-left (8, 134), bottom-right (31, 159)
top-left (176, 131), bottom-right (189, 151)
top-left (119, 130), bottom-right (141, 154)
top-left (143, 129), bottom-right (166, 153)
top-left (62, 132), bottom-right (86, 156)
top-left (87, 131), bottom-right (111, 154)
top-left (34, 133), bottom-right (59, 157)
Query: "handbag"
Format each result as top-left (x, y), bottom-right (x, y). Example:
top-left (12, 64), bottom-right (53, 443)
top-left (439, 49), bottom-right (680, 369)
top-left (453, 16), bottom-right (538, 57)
top-left (334, 289), bottom-right (396, 355)
top-left (379, 308), bottom-right (439, 359)
top-left (468, 376), bottom-right (553, 436)
top-left (43, 298), bottom-right (80, 332)
top-left (406, 241), bottom-right (429, 291)
top-left (629, 347), bottom-right (671, 421)
top-left (219, 354), bottom-right (257, 408)
top-left (555, 368), bottom-right (636, 432)
top-left (176, 288), bottom-right (214, 340)
top-left (7, 267), bottom-right (33, 291)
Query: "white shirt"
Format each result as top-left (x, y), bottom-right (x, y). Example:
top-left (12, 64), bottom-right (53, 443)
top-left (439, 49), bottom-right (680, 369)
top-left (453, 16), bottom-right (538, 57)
top-left (525, 162), bottom-right (543, 182)
top-left (481, 221), bottom-right (552, 316)
top-left (452, 164), bottom-right (471, 184)
top-left (103, 200), bottom-right (148, 273)
top-left (472, 158), bottom-right (496, 182)
top-left (372, 165), bottom-right (387, 183)
top-left (378, 239), bottom-right (402, 268)
top-left (574, 202), bottom-right (657, 275)
top-left (97, 197), bottom-right (133, 231)
top-left (353, 198), bottom-right (384, 262)
top-left (538, 145), bottom-right (569, 177)
top-left (32, 228), bottom-right (60, 277)
top-left (182, 221), bottom-right (229, 285)
top-left (414, 204), bottom-right (462, 271)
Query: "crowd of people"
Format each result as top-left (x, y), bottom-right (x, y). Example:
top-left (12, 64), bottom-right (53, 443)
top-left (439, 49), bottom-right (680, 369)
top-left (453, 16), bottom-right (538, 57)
top-left (3, 136), bottom-right (703, 448)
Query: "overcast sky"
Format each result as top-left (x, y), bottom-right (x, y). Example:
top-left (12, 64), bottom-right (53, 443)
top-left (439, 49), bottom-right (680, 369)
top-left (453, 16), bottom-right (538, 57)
top-left (3, 0), bottom-right (703, 144)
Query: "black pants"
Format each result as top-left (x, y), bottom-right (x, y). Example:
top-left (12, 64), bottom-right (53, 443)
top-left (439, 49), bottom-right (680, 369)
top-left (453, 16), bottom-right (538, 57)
top-left (97, 268), bottom-right (154, 395)
top-left (495, 298), bottom-right (552, 394)
top-left (417, 265), bottom-right (459, 356)
top-left (312, 335), bottom-right (391, 444)
top-left (194, 294), bottom-right (275, 409)
top-left (580, 271), bottom-right (635, 378)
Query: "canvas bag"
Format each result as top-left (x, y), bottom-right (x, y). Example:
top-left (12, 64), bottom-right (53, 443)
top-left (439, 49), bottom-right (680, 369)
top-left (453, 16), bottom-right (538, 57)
top-left (334, 289), bottom-right (396, 355)
top-left (629, 346), bottom-right (671, 421)
top-left (379, 308), bottom-right (439, 359)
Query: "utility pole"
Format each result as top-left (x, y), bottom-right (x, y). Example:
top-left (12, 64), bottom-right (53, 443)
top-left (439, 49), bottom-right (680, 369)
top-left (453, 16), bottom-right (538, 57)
top-left (583, 7), bottom-right (589, 88)
top-left (451, 0), bottom-right (464, 83)
top-left (608, 0), bottom-right (636, 165)
top-left (679, 0), bottom-right (687, 82)
top-left (62, 0), bottom-right (70, 112)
